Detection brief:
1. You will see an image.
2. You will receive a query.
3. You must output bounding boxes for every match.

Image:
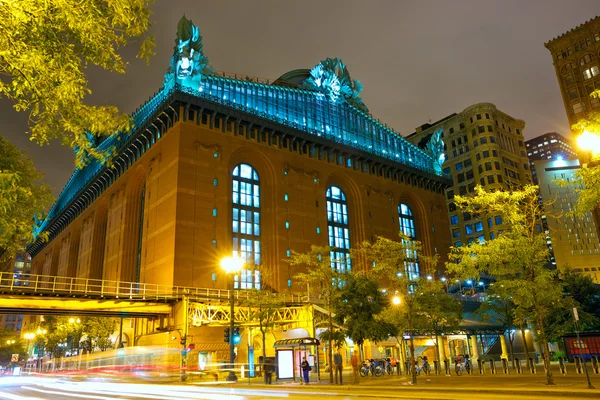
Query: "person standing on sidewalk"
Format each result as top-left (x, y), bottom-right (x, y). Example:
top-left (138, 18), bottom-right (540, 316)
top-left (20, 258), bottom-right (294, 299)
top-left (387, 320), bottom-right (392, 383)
top-left (351, 352), bottom-right (359, 385)
top-left (334, 350), bottom-right (343, 385)
top-left (301, 357), bottom-right (311, 384)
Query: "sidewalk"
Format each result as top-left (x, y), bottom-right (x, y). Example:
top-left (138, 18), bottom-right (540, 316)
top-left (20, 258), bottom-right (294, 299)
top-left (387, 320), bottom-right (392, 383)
top-left (191, 368), bottom-right (600, 398)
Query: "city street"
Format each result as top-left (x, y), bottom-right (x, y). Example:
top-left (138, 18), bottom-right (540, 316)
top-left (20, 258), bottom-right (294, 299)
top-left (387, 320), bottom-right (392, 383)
top-left (1, 371), bottom-right (599, 400)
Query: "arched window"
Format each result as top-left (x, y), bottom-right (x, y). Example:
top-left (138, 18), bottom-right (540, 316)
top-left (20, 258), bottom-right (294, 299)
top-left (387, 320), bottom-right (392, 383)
top-left (399, 203), bottom-right (419, 279)
top-left (326, 186), bottom-right (351, 272)
top-left (232, 164), bottom-right (261, 289)
top-left (561, 62), bottom-right (576, 73)
top-left (580, 54), bottom-right (596, 66)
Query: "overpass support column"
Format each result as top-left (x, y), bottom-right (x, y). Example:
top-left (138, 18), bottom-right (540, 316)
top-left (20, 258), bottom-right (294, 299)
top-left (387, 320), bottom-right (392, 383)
top-left (437, 334), bottom-right (447, 361)
top-left (469, 334), bottom-right (480, 363)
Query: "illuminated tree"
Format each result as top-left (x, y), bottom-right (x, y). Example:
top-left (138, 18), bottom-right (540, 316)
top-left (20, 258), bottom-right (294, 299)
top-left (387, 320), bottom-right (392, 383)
top-left (333, 272), bottom-right (396, 365)
top-left (289, 245), bottom-right (344, 384)
top-left (358, 235), bottom-right (441, 385)
top-left (0, 136), bottom-right (53, 264)
top-left (0, 329), bottom-right (26, 365)
top-left (0, 0), bottom-right (155, 166)
top-left (245, 278), bottom-right (284, 384)
top-left (446, 185), bottom-right (562, 385)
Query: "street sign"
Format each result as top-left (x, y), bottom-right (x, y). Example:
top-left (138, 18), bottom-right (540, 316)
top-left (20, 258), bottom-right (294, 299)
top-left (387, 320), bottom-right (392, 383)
top-left (11, 354), bottom-right (18, 362)
top-left (573, 307), bottom-right (579, 321)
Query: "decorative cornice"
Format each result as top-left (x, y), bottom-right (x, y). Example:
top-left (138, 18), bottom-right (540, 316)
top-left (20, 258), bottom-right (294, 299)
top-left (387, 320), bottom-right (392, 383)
top-left (544, 16), bottom-right (600, 47)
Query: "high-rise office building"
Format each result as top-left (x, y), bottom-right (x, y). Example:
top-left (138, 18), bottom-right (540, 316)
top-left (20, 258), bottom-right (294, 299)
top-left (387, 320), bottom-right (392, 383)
top-left (406, 103), bottom-right (532, 247)
top-left (525, 132), bottom-right (577, 161)
top-left (534, 158), bottom-right (600, 282)
top-left (544, 17), bottom-right (600, 130)
top-left (525, 132), bottom-right (577, 184)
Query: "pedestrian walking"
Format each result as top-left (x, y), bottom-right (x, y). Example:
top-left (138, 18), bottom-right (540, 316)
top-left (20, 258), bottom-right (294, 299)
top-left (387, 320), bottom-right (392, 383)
top-left (334, 350), bottom-right (343, 384)
top-left (301, 357), bottom-right (311, 384)
top-left (351, 352), bottom-right (359, 385)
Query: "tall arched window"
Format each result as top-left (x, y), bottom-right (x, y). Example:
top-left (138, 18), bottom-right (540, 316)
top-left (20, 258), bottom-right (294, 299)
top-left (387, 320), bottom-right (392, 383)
top-left (399, 203), bottom-right (419, 280)
top-left (232, 164), bottom-right (261, 289)
top-left (326, 186), bottom-right (351, 272)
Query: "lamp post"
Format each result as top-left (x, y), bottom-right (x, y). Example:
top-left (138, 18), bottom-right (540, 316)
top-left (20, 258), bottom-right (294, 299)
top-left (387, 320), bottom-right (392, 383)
top-left (221, 255), bottom-right (244, 382)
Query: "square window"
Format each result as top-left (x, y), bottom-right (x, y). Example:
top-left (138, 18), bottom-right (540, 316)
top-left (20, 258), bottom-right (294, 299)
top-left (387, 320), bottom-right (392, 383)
top-left (475, 222), bottom-right (483, 232)
top-left (450, 215), bottom-right (459, 225)
top-left (465, 224), bottom-right (474, 235)
top-left (456, 162), bottom-right (463, 171)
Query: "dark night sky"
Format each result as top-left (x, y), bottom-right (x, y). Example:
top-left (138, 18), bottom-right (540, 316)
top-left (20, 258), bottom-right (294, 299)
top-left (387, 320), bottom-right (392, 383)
top-left (2, 0), bottom-right (599, 196)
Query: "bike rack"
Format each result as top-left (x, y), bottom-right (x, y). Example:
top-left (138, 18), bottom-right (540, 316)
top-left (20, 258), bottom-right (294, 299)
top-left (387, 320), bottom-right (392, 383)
top-left (501, 358), bottom-right (509, 374)
top-left (488, 359), bottom-right (496, 374)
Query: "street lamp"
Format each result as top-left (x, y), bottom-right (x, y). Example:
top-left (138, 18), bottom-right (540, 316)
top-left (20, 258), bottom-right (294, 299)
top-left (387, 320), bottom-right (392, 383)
top-left (220, 255), bottom-right (244, 382)
top-left (576, 130), bottom-right (600, 157)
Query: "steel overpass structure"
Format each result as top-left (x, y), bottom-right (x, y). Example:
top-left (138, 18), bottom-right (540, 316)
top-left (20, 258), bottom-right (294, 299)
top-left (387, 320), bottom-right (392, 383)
top-left (0, 271), bottom-right (327, 327)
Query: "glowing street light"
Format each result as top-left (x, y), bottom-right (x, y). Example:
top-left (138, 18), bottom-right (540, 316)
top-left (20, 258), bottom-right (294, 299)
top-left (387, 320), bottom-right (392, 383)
top-left (221, 255), bottom-right (244, 382)
top-left (392, 296), bottom-right (401, 305)
top-left (576, 130), bottom-right (600, 156)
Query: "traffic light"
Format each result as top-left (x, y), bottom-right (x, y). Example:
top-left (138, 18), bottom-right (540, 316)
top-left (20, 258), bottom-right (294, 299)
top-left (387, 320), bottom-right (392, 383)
top-left (232, 327), bottom-right (241, 345)
top-left (224, 328), bottom-right (230, 343)
top-left (180, 335), bottom-right (187, 346)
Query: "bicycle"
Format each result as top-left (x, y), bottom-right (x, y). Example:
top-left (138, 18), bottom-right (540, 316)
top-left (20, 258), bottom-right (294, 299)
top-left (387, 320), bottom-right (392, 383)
top-left (455, 362), bottom-right (465, 376)
top-left (455, 360), bottom-right (471, 376)
top-left (360, 362), bottom-right (383, 377)
top-left (422, 361), bottom-right (431, 375)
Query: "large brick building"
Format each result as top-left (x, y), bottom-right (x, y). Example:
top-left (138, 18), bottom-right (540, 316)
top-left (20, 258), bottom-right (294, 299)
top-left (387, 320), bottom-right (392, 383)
top-left (27, 18), bottom-right (451, 300)
top-left (406, 103), bottom-right (532, 248)
top-left (545, 16), bottom-right (600, 130)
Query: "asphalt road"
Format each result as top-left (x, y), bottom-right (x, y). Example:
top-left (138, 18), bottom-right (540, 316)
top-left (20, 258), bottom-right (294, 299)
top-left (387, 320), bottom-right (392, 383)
top-left (1, 376), bottom-right (599, 400)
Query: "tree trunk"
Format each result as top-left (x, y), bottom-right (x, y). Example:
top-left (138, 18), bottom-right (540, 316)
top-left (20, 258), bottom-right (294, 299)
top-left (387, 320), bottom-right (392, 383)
top-left (535, 310), bottom-right (554, 385)
top-left (409, 333), bottom-right (417, 384)
top-left (408, 310), bottom-right (417, 384)
top-left (508, 329), bottom-right (516, 368)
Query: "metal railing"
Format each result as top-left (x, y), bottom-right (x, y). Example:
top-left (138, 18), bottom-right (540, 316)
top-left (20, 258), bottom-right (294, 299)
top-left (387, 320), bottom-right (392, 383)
top-left (0, 272), bottom-right (307, 304)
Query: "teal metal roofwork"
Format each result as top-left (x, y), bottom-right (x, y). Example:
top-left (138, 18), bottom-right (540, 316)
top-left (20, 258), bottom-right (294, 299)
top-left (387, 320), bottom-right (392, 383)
top-left (31, 16), bottom-right (444, 244)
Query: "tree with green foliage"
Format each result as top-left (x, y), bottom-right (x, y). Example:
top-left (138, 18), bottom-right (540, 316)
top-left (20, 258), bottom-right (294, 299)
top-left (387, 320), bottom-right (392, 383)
top-left (0, 136), bottom-right (53, 263)
top-left (80, 317), bottom-right (118, 353)
top-left (289, 245), bottom-right (344, 384)
top-left (447, 185), bottom-right (562, 385)
top-left (544, 269), bottom-right (600, 343)
top-left (359, 235), bottom-right (440, 384)
top-left (333, 272), bottom-right (396, 365)
top-left (0, 0), bottom-right (155, 167)
top-left (245, 287), bottom-right (285, 384)
top-left (0, 329), bottom-right (26, 366)
top-left (33, 316), bottom-right (117, 360)
top-left (416, 285), bottom-right (462, 366)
